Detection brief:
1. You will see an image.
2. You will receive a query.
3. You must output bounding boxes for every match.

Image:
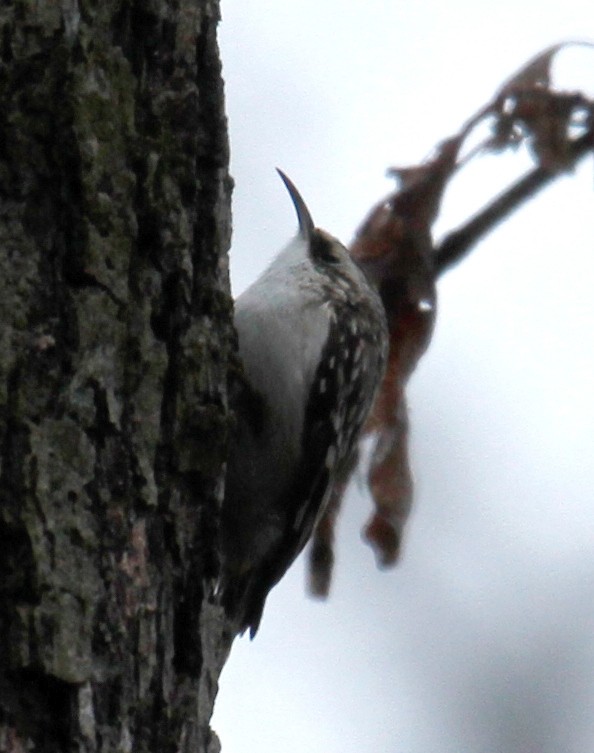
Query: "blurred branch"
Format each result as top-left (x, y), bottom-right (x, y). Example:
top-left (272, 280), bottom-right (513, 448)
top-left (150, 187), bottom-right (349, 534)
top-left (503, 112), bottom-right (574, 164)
top-left (435, 129), bottom-right (594, 275)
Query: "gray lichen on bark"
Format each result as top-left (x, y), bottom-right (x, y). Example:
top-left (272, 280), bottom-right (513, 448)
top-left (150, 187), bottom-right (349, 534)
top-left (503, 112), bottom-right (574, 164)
top-left (0, 0), bottom-right (233, 750)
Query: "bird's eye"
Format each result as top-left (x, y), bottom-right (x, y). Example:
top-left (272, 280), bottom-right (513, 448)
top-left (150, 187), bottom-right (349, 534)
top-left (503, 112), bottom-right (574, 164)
top-left (311, 232), bottom-right (343, 264)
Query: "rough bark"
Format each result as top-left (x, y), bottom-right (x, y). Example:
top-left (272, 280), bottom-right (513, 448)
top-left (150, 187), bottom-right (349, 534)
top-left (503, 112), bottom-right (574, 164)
top-left (0, 1), bottom-right (233, 751)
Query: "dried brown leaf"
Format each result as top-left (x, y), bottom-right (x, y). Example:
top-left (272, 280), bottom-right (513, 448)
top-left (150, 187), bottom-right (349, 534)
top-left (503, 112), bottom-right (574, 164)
top-left (498, 44), bottom-right (562, 96)
top-left (486, 41), bottom-right (594, 169)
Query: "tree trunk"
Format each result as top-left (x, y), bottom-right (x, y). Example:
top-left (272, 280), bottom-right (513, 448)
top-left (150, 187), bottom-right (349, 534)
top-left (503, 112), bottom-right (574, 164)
top-left (0, 1), bottom-right (233, 751)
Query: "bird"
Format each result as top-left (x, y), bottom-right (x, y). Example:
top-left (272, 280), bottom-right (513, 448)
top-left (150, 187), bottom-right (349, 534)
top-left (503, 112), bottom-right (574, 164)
top-left (221, 170), bottom-right (388, 637)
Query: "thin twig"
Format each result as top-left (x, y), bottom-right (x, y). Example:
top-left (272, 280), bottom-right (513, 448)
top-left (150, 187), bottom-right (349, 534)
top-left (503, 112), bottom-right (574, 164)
top-left (435, 130), bottom-right (594, 276)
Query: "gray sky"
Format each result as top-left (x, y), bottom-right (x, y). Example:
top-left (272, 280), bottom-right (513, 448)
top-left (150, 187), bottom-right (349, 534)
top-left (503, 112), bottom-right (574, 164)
top-left (213, 3), bottom-right (594, 752)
